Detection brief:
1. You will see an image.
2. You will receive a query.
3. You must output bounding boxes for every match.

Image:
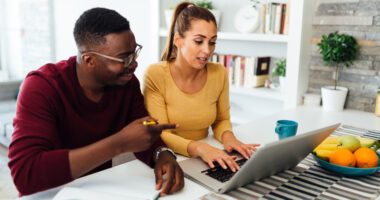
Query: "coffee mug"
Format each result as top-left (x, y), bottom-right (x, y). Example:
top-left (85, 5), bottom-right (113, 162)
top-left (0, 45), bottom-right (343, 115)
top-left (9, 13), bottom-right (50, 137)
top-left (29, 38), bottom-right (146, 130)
top-left (275, 120), bottom-right (298, 140)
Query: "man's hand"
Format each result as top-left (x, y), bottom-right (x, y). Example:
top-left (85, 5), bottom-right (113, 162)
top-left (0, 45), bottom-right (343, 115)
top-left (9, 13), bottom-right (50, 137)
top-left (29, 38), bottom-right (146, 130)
top-left (116, 116), bottom-right (176, 153)
top-left (154, 151), bottom-right (184, 196)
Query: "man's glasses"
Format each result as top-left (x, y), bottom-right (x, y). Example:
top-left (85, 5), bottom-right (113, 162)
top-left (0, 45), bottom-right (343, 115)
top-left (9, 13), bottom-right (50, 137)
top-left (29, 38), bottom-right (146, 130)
top-left (83, 44), bottom-right (142, 68)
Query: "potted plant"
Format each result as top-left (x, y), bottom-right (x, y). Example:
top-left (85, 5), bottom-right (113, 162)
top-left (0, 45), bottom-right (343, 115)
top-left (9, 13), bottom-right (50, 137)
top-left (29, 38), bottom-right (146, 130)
top-left (193, 0), bottom-right (221, 27)
top-left (164, 1), bottom-right (221, 29)
top-left (318, 31), bottom-right (359, 111)
top-left (272, 58), bottom-right (286, 93)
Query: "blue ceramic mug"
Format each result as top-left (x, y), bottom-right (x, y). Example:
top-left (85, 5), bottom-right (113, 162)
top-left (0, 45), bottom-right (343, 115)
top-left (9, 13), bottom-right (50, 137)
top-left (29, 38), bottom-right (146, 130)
top-left (275, 120), bottom-right (298, 140)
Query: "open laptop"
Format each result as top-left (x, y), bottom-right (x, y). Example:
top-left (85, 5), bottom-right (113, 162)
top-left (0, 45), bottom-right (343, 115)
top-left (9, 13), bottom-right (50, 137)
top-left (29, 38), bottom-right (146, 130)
top-left (178, 123), bottom-right (340, 193)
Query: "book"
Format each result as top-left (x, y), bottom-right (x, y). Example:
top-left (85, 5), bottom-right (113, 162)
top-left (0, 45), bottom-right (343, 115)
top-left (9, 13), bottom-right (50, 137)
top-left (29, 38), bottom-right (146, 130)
top-left (252, 56), bottom-right (271, 87)
top-left (259, 4), bottom-right (267, 34)
top-left (280, 4), bottom-right (287, 34)
top-left (283, 1), bottom-right (290, 35)
top-left (233, 56), bottom-right (241, 86)
top-left (274, 3), bottom-right (282, 34)
top-left (243, 56), bottom-right (256, 88)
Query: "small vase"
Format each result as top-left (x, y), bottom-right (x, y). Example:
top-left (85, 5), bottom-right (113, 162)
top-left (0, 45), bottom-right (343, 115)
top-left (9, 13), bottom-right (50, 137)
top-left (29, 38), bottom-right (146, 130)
top-left (279, 76), bottom-right (286, 93)
top-left (321, 86), bottom-right (348, 111)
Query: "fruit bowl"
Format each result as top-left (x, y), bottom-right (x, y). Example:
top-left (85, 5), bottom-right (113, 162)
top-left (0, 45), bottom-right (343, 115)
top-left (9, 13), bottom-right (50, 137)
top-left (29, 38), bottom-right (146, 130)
top-left (312, 153), bottom-right (380, 176)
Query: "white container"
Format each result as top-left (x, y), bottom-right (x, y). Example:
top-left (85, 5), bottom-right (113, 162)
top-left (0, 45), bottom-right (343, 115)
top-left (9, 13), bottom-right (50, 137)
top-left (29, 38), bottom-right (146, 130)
top-left (321, 86), bottom-right (348, 111)
top-left (279, 77), bottom-right (286, 94)
top-left (303, 93), bottom-right (321, 107)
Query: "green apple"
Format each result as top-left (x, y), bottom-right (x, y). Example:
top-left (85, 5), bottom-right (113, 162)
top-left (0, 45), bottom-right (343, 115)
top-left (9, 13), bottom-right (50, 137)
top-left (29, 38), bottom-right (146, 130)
top-left (357, 137), bottom-right (376, 148)
top-left (339, 135), bottom-right (360, 152)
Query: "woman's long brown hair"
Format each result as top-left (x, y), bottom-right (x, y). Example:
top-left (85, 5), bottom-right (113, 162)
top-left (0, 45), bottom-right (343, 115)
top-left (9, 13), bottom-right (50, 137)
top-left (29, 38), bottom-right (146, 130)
top-left (161, 2), bottom-right (217, 61)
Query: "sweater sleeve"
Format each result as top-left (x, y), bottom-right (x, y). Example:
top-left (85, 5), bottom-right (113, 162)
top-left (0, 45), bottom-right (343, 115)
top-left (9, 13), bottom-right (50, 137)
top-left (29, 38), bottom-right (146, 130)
top-left (212, 67), bottom-right (233, 142)
top-left (143, 65), bottom-right (192, 157)
top-left (8, 75), bottom-right (72, 196)
top-left (127, 76), bottom-right (166, 167)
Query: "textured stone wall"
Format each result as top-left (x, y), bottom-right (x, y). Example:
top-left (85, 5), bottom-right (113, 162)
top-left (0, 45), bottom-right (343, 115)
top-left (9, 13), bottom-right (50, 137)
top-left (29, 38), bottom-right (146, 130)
top-left (309, 0), bottom-right (380, 112)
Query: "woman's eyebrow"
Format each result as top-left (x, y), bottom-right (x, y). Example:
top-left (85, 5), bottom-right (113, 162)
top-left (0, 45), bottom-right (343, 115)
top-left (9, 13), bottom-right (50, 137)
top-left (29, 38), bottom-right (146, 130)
top-left (193, 34), bottom-right (217, 39)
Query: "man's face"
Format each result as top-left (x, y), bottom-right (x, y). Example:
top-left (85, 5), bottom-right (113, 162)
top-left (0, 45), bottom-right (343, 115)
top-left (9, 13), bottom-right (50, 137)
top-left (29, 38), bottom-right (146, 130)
top-left (89, 31), bottom-right (139, 86)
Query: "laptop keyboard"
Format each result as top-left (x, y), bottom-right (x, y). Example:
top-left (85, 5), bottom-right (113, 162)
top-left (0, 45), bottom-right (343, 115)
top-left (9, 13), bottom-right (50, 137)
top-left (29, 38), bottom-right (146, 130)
top-left (202, 159), bottom-right (247, 183)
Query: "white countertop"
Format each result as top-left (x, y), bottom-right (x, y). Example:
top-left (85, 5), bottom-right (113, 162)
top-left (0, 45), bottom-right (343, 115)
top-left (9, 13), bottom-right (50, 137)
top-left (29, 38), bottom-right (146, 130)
top-left (21, 106), bottom-right (380, 200)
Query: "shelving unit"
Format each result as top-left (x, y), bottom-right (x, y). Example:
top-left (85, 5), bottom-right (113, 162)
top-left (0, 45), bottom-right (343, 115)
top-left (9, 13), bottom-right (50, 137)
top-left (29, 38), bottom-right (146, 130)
top-left (152, 0), bottom-right (314, 125)
top-left (159, 28), bottom-right (289, 43)
top-left (230, 87), bottom-right (283, 101)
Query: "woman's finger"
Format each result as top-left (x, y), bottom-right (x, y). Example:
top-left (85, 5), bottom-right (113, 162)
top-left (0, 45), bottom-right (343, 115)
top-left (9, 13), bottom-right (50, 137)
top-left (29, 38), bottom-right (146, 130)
top-left (216, 158), bottom-right (227, 170)
top-left (223, 156), bottom-right (237, 172)
top-left (207, 159), bottom-right (215, 169)
top-left (233, 145), bottom-right (249, 159)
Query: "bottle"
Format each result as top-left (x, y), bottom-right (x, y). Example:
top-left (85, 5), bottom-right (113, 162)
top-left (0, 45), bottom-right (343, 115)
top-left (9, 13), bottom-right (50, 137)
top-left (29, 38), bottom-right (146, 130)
top-left (376, 87), bottom-right (380, 116)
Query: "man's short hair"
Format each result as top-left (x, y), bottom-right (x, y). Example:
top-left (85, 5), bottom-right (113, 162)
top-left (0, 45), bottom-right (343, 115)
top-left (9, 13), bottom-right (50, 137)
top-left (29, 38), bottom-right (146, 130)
top-left (73, 7), bottom-right (130, 49)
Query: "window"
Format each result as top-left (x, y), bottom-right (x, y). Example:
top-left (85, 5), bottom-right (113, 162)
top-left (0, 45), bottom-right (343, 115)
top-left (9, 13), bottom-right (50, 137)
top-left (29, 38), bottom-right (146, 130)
top-left (0, 0), bottom-right (7, 80)
top-left (0, 0), bottom-right (54, 81)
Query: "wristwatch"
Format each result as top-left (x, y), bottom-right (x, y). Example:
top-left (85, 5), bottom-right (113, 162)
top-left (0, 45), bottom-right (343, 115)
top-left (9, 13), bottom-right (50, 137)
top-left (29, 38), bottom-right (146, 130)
top-left (154, 146), bottom-right (176, 162)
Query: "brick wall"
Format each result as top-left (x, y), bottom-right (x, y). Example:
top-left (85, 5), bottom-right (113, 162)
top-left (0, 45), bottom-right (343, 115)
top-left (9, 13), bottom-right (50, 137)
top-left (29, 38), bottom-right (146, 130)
top-left (309, 0), bottom-right (380, 112)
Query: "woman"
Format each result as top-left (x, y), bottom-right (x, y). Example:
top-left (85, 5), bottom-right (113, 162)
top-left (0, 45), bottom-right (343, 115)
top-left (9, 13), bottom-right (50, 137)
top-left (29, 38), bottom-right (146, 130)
top-left (144, 2), bottom-right (259, 172)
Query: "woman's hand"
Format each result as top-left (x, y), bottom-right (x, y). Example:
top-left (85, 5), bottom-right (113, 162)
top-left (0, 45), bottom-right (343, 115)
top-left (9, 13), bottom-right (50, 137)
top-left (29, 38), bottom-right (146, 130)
top-left (188, 141), bottom-right (240, 172)
top-left (222, 131), bottom-right (260, 159)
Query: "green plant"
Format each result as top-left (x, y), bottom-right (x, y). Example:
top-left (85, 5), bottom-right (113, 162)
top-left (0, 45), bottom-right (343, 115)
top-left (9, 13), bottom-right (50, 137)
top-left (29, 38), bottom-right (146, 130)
top-left (250, 0), bottom-right (260, 9)
top-left (193, 0), bottom-right (213, 9)
top-left (318, 31), bottom-right (359, 90)
top-left (272, 58), bottom-right (286, 77)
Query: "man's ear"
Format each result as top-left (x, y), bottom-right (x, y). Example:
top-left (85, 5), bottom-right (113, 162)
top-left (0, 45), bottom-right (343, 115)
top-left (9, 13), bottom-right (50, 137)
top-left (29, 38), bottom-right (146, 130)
top-left (81, 54), bottom-right (95, 68)
top-left (173, 33), bottom-right (182, 49)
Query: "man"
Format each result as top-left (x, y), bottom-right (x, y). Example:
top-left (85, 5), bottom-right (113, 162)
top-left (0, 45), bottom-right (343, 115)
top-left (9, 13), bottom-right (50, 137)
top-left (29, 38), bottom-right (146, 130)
top-left (8, 7), bottom-right (184, 197)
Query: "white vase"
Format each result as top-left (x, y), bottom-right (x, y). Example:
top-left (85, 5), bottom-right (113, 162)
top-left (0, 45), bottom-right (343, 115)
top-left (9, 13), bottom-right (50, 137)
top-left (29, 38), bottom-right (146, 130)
top-left (279, 76), bottom-right (286, 93)
top-left (321, 86), bottom-right (348, 111)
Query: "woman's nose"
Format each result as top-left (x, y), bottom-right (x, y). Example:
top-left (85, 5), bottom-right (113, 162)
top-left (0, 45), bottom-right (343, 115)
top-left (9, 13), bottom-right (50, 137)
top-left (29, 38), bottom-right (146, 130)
top-left (202, 44), bottom-right (212, 54)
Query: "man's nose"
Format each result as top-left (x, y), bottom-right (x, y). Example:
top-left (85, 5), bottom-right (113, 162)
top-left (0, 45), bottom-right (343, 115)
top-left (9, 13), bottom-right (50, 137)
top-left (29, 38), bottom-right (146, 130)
top-left (126, 60), bottom-right (138, 73)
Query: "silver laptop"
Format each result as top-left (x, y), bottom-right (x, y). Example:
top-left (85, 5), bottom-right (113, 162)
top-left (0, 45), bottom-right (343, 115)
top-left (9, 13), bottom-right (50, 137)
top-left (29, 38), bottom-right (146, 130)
top-left (179, 123), bottom-right (340, 193)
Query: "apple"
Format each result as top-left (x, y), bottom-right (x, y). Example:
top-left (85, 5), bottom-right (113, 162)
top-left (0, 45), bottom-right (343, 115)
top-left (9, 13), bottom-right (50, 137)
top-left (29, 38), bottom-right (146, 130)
top-left (357, 137), bottom-right (376, 148)
top-left (339, 135), bottom-right (360, 152)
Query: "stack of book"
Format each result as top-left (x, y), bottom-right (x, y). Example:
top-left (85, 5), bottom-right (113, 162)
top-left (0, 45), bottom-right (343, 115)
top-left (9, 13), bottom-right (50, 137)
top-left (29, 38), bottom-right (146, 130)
top-left (211, 54), bottom-right (271, 88)
top-left (259, 2), bottom-right (289, 35)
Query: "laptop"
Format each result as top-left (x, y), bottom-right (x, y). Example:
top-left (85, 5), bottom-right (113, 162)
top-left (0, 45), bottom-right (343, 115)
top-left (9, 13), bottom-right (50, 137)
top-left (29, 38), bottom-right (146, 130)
top-left (178, 123), bottom-right (340, 193)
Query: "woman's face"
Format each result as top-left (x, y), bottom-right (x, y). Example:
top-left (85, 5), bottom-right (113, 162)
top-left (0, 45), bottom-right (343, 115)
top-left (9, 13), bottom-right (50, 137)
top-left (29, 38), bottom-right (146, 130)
top-left (175, 19), bottom-right (217, 69)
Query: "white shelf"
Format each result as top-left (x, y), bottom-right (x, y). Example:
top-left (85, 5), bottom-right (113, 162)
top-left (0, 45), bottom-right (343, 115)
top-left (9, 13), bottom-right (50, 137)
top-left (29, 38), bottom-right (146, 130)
top-left (230, 86), bottom-right (283, 101)
top-left (159, 28), bottom-right (288, 43)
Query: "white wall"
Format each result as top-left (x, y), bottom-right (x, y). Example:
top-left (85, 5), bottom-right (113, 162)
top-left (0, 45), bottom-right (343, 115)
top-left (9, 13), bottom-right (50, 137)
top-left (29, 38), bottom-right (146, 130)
top-left (53, 0), bottom-right (155, 80)
top-left (0, 0), bottom-right (23, 80)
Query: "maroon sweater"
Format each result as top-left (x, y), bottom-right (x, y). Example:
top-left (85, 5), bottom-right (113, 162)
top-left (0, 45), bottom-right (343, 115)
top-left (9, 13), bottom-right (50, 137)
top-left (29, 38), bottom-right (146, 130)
top-left (8, 56), bottom-right (164, 196)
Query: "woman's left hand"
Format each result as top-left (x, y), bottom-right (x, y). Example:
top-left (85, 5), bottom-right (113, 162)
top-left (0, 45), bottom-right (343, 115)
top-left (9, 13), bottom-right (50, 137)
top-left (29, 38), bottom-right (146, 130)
top-left (222, 131), bottom-right (260, 159)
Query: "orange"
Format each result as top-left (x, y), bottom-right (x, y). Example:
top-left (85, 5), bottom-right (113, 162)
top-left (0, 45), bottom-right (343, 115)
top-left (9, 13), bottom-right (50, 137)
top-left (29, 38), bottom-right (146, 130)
top-left (354, 147), bottom-right (379, 168)
top-left (329, 148), bottom-right (356, 167)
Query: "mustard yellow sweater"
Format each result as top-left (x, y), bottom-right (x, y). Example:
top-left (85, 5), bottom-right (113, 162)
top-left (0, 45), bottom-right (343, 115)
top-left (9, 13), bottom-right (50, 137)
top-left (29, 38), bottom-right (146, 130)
top-left (143, 61), bottom-right (232, 156)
